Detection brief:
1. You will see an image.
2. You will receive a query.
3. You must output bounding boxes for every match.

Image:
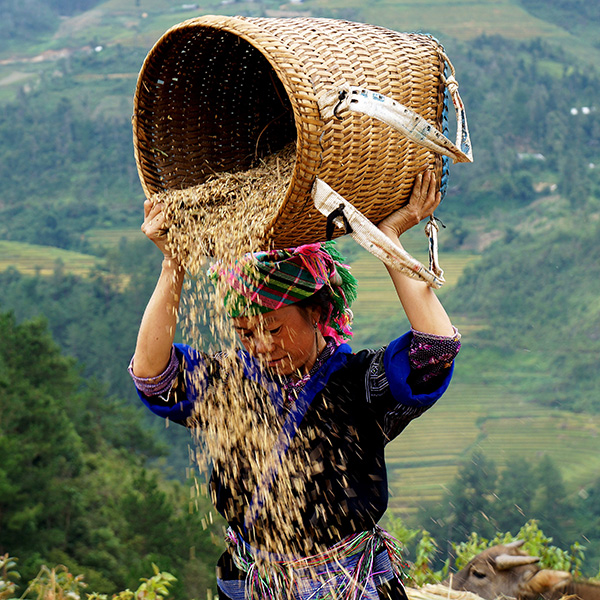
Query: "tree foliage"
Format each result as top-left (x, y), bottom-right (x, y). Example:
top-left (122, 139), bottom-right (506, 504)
top-left (440, 35), bottom-right (600, 222)
top-left (0, 311), bottom-right (222, 599)
top-left (419, 450), bottom-right (600, 575)
top-left (0, 239), bottom-right (161, 396)
top-left (0, 89), bottom-right (140, 250)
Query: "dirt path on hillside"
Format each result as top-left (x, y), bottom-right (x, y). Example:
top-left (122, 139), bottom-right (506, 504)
top-left (53, 10), bottom-right (103, 40)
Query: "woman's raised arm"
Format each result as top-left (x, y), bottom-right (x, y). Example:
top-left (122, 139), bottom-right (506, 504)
top-left (131, 200), bottom-right (184, 378)
top-left (377, 171), bottom-right (455, 337)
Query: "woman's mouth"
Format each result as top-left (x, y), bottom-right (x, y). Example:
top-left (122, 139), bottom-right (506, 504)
top-left (267, 356), bottom-right (292, 371)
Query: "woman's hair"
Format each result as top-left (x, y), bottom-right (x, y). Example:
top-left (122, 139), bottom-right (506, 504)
top-left (295, 287), bottom-right (334, 327)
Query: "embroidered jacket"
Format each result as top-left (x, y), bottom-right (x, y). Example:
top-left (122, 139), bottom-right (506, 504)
top-left (131, 330), bottom-right (459, 553)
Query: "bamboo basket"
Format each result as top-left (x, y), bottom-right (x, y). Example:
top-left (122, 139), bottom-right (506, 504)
top-left (133, 15), bottom-right (471, 251)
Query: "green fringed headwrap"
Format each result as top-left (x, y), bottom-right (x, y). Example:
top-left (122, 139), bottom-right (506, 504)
top-left (209, 241), bottom-right (357, 342)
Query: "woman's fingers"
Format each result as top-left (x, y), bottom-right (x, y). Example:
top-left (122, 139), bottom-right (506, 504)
top-left (143, 202), bottom-right (163, 225)
top-left (141, 202), bottom-right (168, 239)
top-left (423, 172), bottom-right (438, 212)
top-left (412, 172), bottom-right (424, 199)
top-left (143, 198), bottom-right (153, 219)
top-left (140, 200), bottom-right (176, 260)
top-left (411, 170), bottom-right (441, 219)
top-left (378, 170), bottom-right (440, 238)
top-left (148, 202), bottom-right (164, 222)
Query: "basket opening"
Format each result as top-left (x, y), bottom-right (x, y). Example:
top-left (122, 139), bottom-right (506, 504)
top-left (137, 27), bottom-right (297, 194)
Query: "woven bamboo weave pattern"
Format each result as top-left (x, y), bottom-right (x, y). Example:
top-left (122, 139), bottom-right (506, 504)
top-left (133, 16), bottom-right (450, 250)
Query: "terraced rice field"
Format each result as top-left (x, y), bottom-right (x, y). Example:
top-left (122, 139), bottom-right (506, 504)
top-left (0, 240), bottom-right (99, 277)
top-left (0, 230), bottom-right (145, 279)
top-left (384, 379), bottom-right (600, 517)
top-left (342, 240), bottom-right (600, 519)
top-left (83, 227), bottom-right (141, 249)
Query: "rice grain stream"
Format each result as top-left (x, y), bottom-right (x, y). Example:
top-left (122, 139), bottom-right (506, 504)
top-left (151, 144), bottom-right (331, 560)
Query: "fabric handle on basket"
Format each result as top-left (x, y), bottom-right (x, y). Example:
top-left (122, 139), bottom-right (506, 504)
top-left (317, 84), bottom-right (473, 164)
top-left (312, 178), bottom-right (445, 288)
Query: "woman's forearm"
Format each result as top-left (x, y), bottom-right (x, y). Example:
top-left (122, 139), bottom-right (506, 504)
top-left (132, 257), bottom-right (184, 378)
top-left (382, 230), bottom-right (454, 336)
top-left (377, 171), bottom-right (454, 337)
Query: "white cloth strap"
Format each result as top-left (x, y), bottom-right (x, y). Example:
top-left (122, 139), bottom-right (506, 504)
top-left (317, 85), bottom-right (473, 164)
top-left (312, 178), bottom-right (445, 288)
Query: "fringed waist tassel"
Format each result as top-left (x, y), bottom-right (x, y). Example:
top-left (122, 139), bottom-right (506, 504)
top-left (217, 526), bottom-right (410, 600)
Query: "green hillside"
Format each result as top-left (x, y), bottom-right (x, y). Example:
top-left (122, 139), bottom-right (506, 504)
top-left (1, 0), bottom-right (599, 104)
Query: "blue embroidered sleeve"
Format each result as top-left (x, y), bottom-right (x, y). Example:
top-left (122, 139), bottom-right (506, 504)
top-left (383, 331), bottom-right (455, 408)
top-left (133, 343), bottom-right (208, 425)
top-left (361, 331), bottom-right (457, 442)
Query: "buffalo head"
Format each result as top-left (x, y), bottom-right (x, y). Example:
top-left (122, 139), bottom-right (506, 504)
top-left (447, 540), bottom-right (571, 600)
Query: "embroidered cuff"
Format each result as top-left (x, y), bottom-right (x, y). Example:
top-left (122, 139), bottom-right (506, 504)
top-left (409, 326), bottom-right (461, 382)
top-left (128, 346), bottom-right (180, 397)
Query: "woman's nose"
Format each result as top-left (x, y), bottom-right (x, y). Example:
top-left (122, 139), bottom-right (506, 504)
top-left (253, 335), bottom-right (274, 355)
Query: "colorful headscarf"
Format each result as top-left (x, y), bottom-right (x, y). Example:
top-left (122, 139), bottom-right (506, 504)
top-left (209, 241), bottom-right (358, 342)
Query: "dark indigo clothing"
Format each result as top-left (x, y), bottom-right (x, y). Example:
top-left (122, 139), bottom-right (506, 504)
top-left (134, 331), bottom-right (455, 554)
top-left (133, 331), bottom-right (458, 598)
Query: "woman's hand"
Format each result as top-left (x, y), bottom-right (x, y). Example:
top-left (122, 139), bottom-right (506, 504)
top-left (141, 199), bottom-right (173, 259)
top-left (378, 170), bottom-right (441, 240)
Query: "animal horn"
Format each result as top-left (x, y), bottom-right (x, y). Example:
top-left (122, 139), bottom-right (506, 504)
top-left (494, 554), bottom-right (540, 570)
top-left (504, 540), bottom-right (526, 549)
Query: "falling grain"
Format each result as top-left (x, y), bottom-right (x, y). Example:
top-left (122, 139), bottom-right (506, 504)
top-left (149, 143), bottom-right (330, 560)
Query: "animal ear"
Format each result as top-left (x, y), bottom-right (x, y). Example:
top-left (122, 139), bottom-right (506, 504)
top-left (525, 570), bottom-right (571, 594)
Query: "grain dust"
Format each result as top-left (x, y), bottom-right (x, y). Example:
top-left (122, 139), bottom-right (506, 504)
top-left (149, 143), bottom-right (330, 563)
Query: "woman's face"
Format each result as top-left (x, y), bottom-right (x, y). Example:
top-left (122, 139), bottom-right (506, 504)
top-left (233, 304), bottom-right (321, 376)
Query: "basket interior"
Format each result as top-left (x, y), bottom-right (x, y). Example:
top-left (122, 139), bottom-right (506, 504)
top-left (136, 27), bottom-right (297, 195)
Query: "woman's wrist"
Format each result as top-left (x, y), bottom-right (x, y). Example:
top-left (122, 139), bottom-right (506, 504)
top-left (378, 223), bottom-right (401, 242)
top-left (378, 210), bottom-right (418, 240)
top-left (162, 255), bottom-right (183, 272)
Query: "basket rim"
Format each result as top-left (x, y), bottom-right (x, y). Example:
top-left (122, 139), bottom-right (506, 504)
top-left (132, 14), bottom-right (326, 242)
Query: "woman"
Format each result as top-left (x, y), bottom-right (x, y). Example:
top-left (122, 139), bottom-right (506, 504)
top-left (129, 170), bottom-right (460, 600)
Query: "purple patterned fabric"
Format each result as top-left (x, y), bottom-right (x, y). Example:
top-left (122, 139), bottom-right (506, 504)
top-left (408, 326), bottom-right (461, 383)
top-left (128, 346), bottom-right (179, 398)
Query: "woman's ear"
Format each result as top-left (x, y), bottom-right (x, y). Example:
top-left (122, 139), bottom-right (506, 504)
top-left (310, 305), bottom-right (323, 327)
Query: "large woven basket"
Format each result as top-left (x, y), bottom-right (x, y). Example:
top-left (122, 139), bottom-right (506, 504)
top-left (133, 15), bottom-right (465, 250)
